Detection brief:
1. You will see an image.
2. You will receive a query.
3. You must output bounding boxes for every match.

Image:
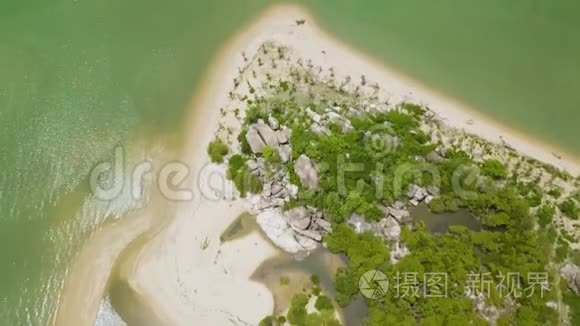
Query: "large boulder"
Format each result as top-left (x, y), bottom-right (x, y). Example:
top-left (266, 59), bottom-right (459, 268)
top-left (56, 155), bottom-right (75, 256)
top-left (294, 155), bottom-right (319, 189)
top-left (285, 207), bottom-right (311, 230)
top-left (255, 124), bottom-right (279, 148)
top-left (305, 107), bottom-right (322, 123)
top-left (246, 126), bottom-right (266, 153)
top-left (294, 228), bottom-right (323, 242)
top-left (314, 218), bottom-right (332, 233)
top-left (389, 207), bottom-right (410, 223)
top-left (560, 262), bottom-right (580, 294)
top-left (382, 217), bottom-right (401, 241)
top-left (278, 144), bottom-right (292, 163)
top-left (268, 115), bottom-right (280, 130)
top-left (256, 209), bottom-right (307, 254)
top-left (276, 127), bottom-right (291, 144)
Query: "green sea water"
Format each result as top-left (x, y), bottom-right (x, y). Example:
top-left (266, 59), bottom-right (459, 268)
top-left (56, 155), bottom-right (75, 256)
top-left (1, 0), bottom-right (579, 324)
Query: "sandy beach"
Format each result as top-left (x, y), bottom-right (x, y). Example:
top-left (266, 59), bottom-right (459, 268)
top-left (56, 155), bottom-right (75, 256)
top-left (54, 3), bottom-right (580, 326)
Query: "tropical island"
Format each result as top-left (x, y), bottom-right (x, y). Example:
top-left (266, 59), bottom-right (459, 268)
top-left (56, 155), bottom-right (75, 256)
top-left (51, 5), bottom-right (580, 326)
top-left (207, 36), bottom-right (580, 325)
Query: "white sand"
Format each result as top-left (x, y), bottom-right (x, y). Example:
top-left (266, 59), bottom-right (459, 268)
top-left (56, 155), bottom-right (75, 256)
top-left (55, 4), bottom-right (579, 326)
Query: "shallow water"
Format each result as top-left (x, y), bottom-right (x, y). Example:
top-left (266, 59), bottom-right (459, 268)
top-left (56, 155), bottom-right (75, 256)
top-left (221, 213), bottom-right (367, 325)
top-left (409, 204), bottom-right (482, 233)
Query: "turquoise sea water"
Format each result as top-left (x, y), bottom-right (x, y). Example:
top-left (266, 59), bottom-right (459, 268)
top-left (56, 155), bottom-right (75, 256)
top-left (1, 0), bottom-right (579, 323)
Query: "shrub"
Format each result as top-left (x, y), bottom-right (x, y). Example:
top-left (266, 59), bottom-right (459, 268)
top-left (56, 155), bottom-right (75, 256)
top-left (207, 139), bottom-right (229, 163)
top-left (559, 198), bottom-right (578, 220)
top-left (279, 276), bottom-right (290, 286)
top-left (481, 159), bottom-right (508, 180)
top-left (315, 295), bottom-right (334, 312)
top-left (310, 274), bottom-right (320, 286)
top-left (547, 187), bottom-right (562, 199)
top-left (259, 316), bottom-right (274, 326)
top-left (286, 294), bottom-right (309, 325)
top-left (536, 204), bottom-right (555, 227)
top-left (262, 146), bottom-right (279, 164)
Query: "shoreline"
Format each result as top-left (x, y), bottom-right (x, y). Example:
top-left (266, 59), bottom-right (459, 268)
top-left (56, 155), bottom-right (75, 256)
top-left (54, 3), bottom-right (579, 326)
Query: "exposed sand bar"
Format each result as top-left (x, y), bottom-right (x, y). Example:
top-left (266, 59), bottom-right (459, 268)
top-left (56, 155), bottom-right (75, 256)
top-left (54, 3), bottom-right (580, 326)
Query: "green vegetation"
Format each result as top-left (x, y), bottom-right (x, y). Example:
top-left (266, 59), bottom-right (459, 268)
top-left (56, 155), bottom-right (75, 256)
top-left (207, 138), bottom-right (229, 163)
top-left (481, 159), bottom-right (508, 180)
top-left (315, 295), bottom-right (334, 312)
top-left (280, 276), bottom-right (291, 286)
top-left (559, 198), bottom-right (578, 220)
top-left (226, 154), bottom-right (262, 197)
top-left (225, 50), bottom-right (578, 325)
top-left (286, 293), bottom-right (340, 326)
top-left (536, 204), bottom-right (555, 227)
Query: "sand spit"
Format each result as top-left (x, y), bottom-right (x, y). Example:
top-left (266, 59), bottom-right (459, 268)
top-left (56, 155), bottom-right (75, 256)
top-left (55, 3), bottom-right (579, 326)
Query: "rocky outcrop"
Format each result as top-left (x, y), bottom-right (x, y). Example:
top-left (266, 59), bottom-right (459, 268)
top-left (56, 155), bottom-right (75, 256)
top-left (246, 126), bottom-right (266, 153)
top-left (407, 184), bottom-right (434, 206)
top-left (245, 122), bottom-right (281, 154)
top-left (256, 209), bottom-right (317, 253)
top-left (268, 115), bottom-right (279, 130)
top-left (294, 155), bottom-right (318, 189)
top-left (285, 207), bottom-right (311, 230)
top-left (276, 128), bottom-right (291, 144)
top-left (255, 123), bottom-right (278, 148)
top-left (278, 144), bottom-right (292, 163)
top-left (466, 288), bottom-right (500, 325)
top-left (381, 216), bottom-right (401, 241)
top-left (325, 111), bottom-right (352, 132)
top-left (560, 262), bottom-right (580, 294)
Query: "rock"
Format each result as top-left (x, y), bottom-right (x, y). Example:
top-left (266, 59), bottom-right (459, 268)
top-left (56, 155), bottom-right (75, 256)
top-left (305, 107), bottom-right (322, 123)
top-left (262, 182), bottom-right (272, 197)
top-left (426, 151), bottom-right (444, 163)
top-left (382, 217), bottom-right (401, 241)
top-left (393, 201), bottom-right (405, 209)
top-left (285, 207), bottom-right (311, 230)
top-left (276, 128), bottom-right (291, 144)
top-left (560, 262), bottom-right (580, 294)
top-left (286, 184), bottom-right (299, 198)
top-left (311, 123), bottom-right (331, 136)
top-left (410, 199), bottom-right (419, 206)
top-left (256, 157), bottom-right (266, 171)
top-left (390, 241), bottom-right (410, 264)
top-left (294, 228), bottom-right (323, 242)
top-left (424, 195), bottom-right (434, 204)
top-left (414, 187), bottom-right (428, 201)
top-left (314, 218), bottom-right (332, 233)
top-left (325, 112), bottom-right (352, 132)
top-left (271, 198), bottom-right (285, 208)
top-left (296, 235), bottom-right (318, 251)
top-left (255, 124), bottom-right (279, 148)
top-left (388, 207), bottom-right (408, 222)
top-left (268, 115), bottom-right (280, 130)
top-left (246, 126), bottom-right (266, 153)
top-left (271, 183), bottom-right (284, 196)
top-left (256, 209), bottom-right (305, 254)
top-left (278, 144), bottom-right (292, 163)
top-left (348, 214), bottom-right (373, 233)
top-left (546, 301), bottom-right (558, 310)
top-left (406, 184), bottom-right (420, 199)
top-left (246, 159), bottom-right (259, 171)
top-left (426, 186), bottom-right (440, 196)
top-left (294, 155), bottom-right (319, 189)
